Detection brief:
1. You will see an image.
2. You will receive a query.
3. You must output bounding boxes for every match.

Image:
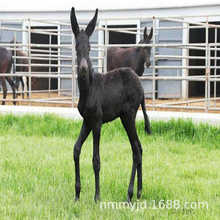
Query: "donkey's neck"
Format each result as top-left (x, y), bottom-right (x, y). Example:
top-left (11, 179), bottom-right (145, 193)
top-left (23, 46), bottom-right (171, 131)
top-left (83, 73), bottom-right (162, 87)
top-left (135, 48), bottom-right (145, 75)
top-left (77, 66), bottom-right (94, 112)
top-left (78, 77), bottom-right (90, 97)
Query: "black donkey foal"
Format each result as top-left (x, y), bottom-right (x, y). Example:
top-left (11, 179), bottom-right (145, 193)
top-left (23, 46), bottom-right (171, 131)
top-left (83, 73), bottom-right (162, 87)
top-left (71, 7), bottom-right (149, 202)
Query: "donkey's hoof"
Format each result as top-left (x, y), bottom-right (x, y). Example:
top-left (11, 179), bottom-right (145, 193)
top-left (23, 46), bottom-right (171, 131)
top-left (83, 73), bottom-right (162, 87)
top-left (137, 190), bottom-right (142, 199)
top-left (94, 195), bottom-right (100, 203)
top-left (127, 194), bottom-right (133, 203)
top-left (75, 196), bottom-right (80, 202)
top-left (145, 127), bottom-right (152, 135)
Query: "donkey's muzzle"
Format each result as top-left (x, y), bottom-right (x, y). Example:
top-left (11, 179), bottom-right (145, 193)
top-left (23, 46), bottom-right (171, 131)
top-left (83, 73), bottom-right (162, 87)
top-left (79, 58), bottom-right (88, 74)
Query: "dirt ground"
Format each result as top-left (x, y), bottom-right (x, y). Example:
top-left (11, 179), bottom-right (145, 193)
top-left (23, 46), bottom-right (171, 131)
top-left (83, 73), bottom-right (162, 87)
top-left (1, 92), bottom-right (220, 113)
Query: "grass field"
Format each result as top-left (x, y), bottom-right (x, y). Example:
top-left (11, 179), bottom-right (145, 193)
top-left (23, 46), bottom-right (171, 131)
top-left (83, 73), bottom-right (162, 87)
top-left (0, 114), bottom-right (220, 219)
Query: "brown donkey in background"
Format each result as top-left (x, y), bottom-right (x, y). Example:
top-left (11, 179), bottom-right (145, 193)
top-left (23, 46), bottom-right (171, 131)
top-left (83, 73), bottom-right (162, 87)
top-left (107, 27), bottom-right (153, 76)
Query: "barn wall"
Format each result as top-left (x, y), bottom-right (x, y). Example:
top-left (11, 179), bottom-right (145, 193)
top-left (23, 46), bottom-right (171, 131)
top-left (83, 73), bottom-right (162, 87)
top-left (140, 19), bottom-right (183, 98)
top-left (1, 5), bottom-right (220, 20)
top-left (0, 23), bottom-right (22, 43)
top-left (157, 20), bottom-right (183, 98)
top-left (60, 24), bottom-right (72, 95)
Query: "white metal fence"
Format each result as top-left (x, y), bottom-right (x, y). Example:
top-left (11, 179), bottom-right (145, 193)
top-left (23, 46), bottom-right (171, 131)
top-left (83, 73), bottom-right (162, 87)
top-left (0, 14), bottom-right (220, 112)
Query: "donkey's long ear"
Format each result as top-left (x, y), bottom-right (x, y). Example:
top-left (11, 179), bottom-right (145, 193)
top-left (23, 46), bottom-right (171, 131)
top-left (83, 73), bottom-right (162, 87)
top-left (147, 27), bottom-right (153, 41)
top-left (85, 9), bottom-right (98, 37)
top-left (70, 7), bottom-right (79, 37)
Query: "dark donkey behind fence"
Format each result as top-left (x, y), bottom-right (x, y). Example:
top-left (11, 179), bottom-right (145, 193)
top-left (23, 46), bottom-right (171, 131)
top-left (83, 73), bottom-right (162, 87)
top-left (11, 40), bottom-right (30, 98)
top-left (107, 26), bottom-right (153, 76)
top-left (107, 27), bottom-right (153, 134)
top-left (0, 47), bottom-right (17, 105)
top-left (71, 7), bottom-right (150, 202)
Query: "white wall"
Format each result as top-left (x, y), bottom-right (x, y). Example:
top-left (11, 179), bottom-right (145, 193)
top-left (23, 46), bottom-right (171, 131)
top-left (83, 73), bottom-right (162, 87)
top-left (0, 5), bottom-right (220, 21)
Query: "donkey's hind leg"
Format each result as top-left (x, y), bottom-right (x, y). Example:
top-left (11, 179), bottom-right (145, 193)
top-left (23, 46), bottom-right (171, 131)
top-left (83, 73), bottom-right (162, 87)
top-left (20, 77), bottom-right (25, 99)
top-left (1, 77), bottom-right (7, 105)
top-left (120, 111), bottom-right (142, 202)
top-left (6, 77), bottom-right (17, 105)
top-left (26, 77), bottom-right (30, 98)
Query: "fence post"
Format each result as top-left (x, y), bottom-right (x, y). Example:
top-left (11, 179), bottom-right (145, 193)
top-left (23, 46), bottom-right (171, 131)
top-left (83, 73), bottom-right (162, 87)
top-left (27, 18), bottom-right (32, 105)
top-left (104, 20), bottom-right (108, 74)
top-left (205, 17), bottom-right (210, 112)
top-left (152, 16), bottom-right (157, 110)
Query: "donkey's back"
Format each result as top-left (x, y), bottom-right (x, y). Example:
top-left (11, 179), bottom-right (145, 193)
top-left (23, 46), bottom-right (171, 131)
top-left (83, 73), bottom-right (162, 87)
top-left (107, 47), bottom-right (135, 71)
top-left (87, 67), bottom-right (144, 123)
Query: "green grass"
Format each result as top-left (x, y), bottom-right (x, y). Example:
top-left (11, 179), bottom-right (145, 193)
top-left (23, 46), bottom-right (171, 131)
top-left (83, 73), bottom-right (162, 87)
top-left (0, 114), bottom-right (220, 219)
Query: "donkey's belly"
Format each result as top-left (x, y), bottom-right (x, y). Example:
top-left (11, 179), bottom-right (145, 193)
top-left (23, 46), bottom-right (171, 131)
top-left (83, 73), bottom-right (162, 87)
top-left (101, 102), bottom-right (122, 123)
top-left (102, 112), bottom-right (120, 123)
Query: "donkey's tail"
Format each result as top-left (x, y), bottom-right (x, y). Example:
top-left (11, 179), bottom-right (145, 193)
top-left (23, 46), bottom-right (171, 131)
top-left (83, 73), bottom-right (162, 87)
top-left (141, 96), bottom-right (151, 134)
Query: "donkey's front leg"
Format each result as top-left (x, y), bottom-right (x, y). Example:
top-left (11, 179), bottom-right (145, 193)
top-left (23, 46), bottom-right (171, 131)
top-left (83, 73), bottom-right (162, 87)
top-left (74, 120), bottom-right (91, 201)
top-left (6, 77), bottom-right (17, 105)
top-left (92, 123), bottom-right (102, 202)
